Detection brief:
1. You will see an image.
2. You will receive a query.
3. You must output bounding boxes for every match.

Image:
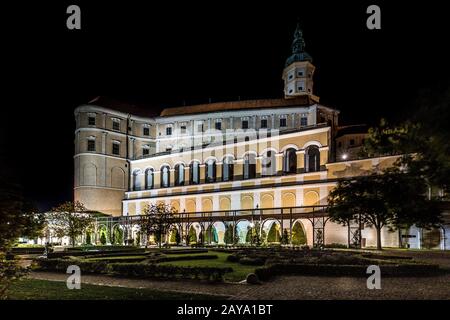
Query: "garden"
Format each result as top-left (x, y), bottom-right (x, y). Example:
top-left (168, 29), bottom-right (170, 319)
top-left (31, 245), bottom-right (443, 284)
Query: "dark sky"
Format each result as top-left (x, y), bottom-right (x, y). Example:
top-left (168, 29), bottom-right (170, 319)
top-left (2, 1), bottom-right (449, 211)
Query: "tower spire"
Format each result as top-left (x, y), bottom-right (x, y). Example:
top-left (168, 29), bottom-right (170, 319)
top-left (285, 22), bottom-right (312, 67)
top-left (282, 22), bottom-right (316, 99)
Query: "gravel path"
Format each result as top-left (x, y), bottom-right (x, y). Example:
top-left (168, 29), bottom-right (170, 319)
top-left (29, 271), bottom-right (450, 300)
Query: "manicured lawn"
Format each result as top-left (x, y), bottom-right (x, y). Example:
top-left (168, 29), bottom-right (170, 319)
top-left (7, 279), bottom-right (222, 300)
top-left (158, 252), bottom-right (256, 282)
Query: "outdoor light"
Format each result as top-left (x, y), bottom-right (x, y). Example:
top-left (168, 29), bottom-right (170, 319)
top-left (341, 153), bottom-right (348, 160)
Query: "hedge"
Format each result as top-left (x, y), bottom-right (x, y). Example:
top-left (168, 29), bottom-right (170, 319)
top-left (65, 246), bottom-right (140, 252)
top-left (161, 248), bottom-right (208, 255)
top-left (156, 254), bottom-right (218, 263)
top-left (11, 247), bottom-right (46, 255)
top-left (107, 263), bottom-right (232, 282)
top-left (47, 249), bottom-right (146, 259)
top-left (255, 263), bottom-right (441, 281)
top-left (34, 258), bottom-right (232, 282)
top-left (34, 258), bottom-right (108, 274)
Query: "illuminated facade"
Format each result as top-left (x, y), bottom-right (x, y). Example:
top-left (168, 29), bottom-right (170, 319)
top-left (73, 25), bottom-right (448, 249)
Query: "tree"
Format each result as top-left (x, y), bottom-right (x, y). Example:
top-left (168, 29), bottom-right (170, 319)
top-left (100, 232), bottom-right (107, 245)
top-left (328, 169), bottom-right (441, 250)
top-left (138, 203), bottom-right (176, 248)
top-left (0, 168), bottom-right (45, 298)
top-left (48, 201), bottom-right (95, 247)
top-left (174, 229), bottom-right (181, 245)
top-left (85, 231), bottom-right (91, 245)
top-left (281, 229), bottom-right (289, 245)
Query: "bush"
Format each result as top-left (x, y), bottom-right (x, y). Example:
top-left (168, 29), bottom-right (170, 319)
top-left (226, 254), bottom-right (240, 263)
top-left (246, 273), bottom-right (260, 284)
top-left (324, 243), bottom-right (348, 249)
top-left (34, 258), bottom-right (108, 274)
top-left (157, 254), bottom-right (218, 263)
top-left (255, 262), bottom-right (441, 281)
top-left (239, 257), bottom-right (265, 266)
top-left (107, 263), bottom-right (232, 282)
top-left (161, 248), bottom-right (208, 255)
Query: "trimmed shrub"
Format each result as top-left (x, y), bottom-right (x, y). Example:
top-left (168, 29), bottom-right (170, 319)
top-left (157, 254), bottom-right (218, 263)
top-left (34, 258), bottom-right (108, 274)
top-left (246, 273), bottom-right (260, 284)
top-left (161, 248), bottom-right (208, 255)
top-left (226, 254), bottom-right (240, 263)
top-left (239, 257), bottom-right (265, 266)
top-left (107, 263), bottom-right (232, 282)
top-left (255, 263), bottom-right (441, 281)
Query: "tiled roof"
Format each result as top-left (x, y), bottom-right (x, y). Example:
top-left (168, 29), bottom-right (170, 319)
top-left (160, 95), bottom-right (319, 117)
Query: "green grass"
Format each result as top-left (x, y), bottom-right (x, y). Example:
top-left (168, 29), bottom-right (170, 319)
top-left (6, 279), bottom-right (223, 300)
top-left (158, 252), bottom-right (256, 282)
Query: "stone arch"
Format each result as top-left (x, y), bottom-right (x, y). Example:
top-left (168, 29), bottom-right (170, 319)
top-left (170, 200), bottom-right (180, 213)
top-left (185, 199), bottom-right (196, 213)
top-left (302, 141), bottom-right (323, 149)
top-left (83, 163), bottom-right (97, 186)
top-left (211, 221), bottom-right (226, 244)
top-left (236, 220), bottom-right (251, 244)
top-left (241, 195), bottom-right (254, 210)
top-left (281, 144), bottom-right (299, 153)
top-left (111, 224), bottom-right (124, 245)
top-left (111, 166), bottom-right (125, 189)
top-left (282, 192), bottom-right (296, 207)
top-left (291, 220), bottom-right (307, 245)
top-left (202, 198), bottom-right (213, 212)
top-left (304, 190), bottom-right (320, 206)
top-left (219, 197), bottom-right (231, 211)
top-left (261, 219), bottom-right (281, 244)
top-left (132, 169), bottom-right (142, 191)
top-left (261, 193), bottom-right (274, 209)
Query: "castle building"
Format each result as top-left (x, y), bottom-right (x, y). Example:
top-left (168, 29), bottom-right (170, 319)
top-left (73, 25), bottom-right (449, 250)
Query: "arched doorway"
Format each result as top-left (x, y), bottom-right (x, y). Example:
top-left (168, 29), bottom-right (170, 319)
top-left (291, 220), bottom-right (307, 245)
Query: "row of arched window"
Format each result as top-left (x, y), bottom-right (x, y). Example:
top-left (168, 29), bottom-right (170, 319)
top-left (133, 146), bottom-right (320, 191)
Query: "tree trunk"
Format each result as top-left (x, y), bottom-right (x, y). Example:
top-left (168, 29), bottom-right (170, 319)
top-left (376, 226), bottom-right (382, 250)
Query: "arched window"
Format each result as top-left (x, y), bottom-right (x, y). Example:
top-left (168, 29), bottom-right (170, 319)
top-left (145, 168), bottom-right (154, 190)
top-left (133, 170), bottom-right (141, 191)
top-left (205, 159), bottom-right (216, 183)
top-left (222, 156), bottom-right (234, 182)
top-left (243, 153), bottom-right (256, 179)
top-left (161, 165), bottom-right (170, 188)
top-left (190, 161), bottom-right (200, 184)
top-left (175, 163), bottom-right (185, 186)
top-left (305, 145), bottom-right (320, 172)
top-left (262, 150), bottom-right (276, 176)
top-left (283, 148), bottom-right (297, 174)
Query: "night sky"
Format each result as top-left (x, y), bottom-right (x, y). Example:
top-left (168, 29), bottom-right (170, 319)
top-left (2, 1), bottom-right (449, 211)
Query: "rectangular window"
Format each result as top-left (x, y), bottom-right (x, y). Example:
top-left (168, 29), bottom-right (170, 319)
top-left (215, 122), bottom-right (221, 130)
top-left (143, 127), bottom-right (150, 136)
top-left (166, 147), bottom-right (172, 152)
top-left (166, 127), bottom-right (172, 136)
top-left (350, 139), bottom-right (355, 146)
top-left (260, 119), bottom-right (268, 128)
top-left (87, 140), bottom-right (95, 152)
top-left (300, 117), bottom-right (308, 126)
top-left (88, 116), bottom-right (96, 126)
top-left (180, 125), bottom-right (186, 134)
top-left (143, 148), bottom-right (150, 156)
top-left (112, 143), bottom-right (120, 155)
top-left (280, 118), bottom-right (287, 127)
top-left (112, 121), bottom-right (120, 131)
top-left (242, 120), bottom-right (248, 129)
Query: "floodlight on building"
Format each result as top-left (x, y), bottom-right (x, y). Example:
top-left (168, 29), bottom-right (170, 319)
top-left (341, 153), bottom-right (348, 160)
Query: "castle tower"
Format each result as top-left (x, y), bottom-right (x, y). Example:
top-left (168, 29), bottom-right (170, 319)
top-left (282, 23), bottom-right (316, 98)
